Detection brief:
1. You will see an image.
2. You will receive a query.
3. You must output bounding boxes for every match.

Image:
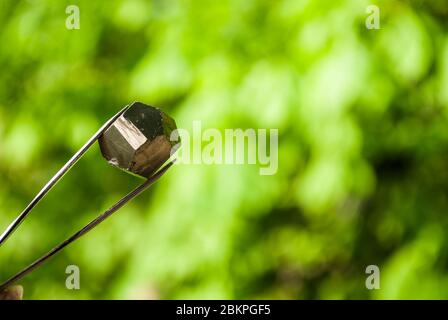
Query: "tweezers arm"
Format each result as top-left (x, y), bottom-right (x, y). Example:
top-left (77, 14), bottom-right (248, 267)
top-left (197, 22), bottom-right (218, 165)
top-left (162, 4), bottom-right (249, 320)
top-left (0, 106), bottom-right (128, 247)
top-left (0, 161), bottom-right (173, 292)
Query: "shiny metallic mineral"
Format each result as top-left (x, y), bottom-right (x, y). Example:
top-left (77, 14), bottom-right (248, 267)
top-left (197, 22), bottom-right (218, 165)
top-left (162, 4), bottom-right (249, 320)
top-left (99, 102), bottom-right (178, 178)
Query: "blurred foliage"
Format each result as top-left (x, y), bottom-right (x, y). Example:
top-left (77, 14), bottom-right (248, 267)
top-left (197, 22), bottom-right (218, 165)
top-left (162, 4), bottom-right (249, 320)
top-left (0, 0), bottom-right (448, 299)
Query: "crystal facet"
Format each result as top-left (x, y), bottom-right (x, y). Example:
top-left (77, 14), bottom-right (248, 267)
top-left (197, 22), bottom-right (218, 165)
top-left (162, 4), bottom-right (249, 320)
top-left (99, 102), bottom-right (178, 178)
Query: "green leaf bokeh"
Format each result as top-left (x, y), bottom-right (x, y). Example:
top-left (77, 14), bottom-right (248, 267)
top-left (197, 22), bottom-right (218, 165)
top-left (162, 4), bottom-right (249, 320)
top-left (1, 0), bottom-right (448, 299)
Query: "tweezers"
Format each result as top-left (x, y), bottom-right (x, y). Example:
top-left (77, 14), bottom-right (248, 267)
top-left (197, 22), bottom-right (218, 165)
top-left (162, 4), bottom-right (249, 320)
top-left (0, 105), bottom-right (173, 291)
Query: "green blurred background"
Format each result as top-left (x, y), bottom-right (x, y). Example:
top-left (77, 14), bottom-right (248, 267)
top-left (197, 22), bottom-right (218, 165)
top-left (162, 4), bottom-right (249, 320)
top-left (1, 0), bottom-right (448, 299)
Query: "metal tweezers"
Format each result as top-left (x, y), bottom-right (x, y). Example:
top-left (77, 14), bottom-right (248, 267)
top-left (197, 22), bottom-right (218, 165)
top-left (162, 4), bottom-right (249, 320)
top-left (0, 106), bottom-right (173, 291)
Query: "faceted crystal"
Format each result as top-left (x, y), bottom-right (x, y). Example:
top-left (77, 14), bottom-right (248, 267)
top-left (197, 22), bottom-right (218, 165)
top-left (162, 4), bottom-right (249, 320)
top-left (99, 102), bottom-right (179, 178)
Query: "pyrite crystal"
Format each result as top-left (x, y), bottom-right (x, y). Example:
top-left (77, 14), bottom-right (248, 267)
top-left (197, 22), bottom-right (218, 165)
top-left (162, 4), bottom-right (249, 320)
top-left (99, 102), bottom-right (178, 178)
